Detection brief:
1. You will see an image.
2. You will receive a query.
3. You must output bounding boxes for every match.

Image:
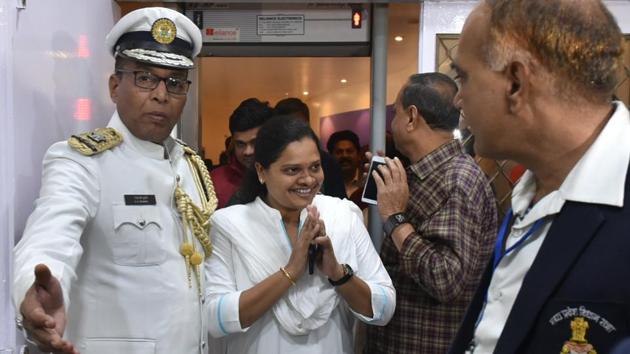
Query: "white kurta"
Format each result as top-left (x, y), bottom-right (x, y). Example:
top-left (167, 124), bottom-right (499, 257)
top-left (13, 112), bottom-right (209, 354)
top-left (206, 195), bottom-right (395, 354)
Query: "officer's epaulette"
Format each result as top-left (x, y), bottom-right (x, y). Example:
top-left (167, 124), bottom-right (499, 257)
top-left (68, 127), bottom-right (123, 156)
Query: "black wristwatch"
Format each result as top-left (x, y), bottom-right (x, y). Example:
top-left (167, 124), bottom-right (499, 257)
top-left (328, 264), bottom-right (354, 287)
top-left (383, 212), bottom-right (408, 237)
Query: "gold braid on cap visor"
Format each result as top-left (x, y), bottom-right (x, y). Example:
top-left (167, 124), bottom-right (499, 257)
top-left (175, 146), bottom-right (218, 296)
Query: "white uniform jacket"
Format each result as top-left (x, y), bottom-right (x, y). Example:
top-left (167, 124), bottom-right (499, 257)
top-left (13, 112), bottom-right (209, 354)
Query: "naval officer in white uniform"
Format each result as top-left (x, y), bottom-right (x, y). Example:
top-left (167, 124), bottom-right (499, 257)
top-left (13, 7), bottom-right (217, 354)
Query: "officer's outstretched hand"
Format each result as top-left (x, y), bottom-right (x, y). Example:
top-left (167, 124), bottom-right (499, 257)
top-left (20, 264), bottom-right (79, 354)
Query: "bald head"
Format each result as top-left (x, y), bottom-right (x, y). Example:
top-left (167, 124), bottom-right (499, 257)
top-left (481, 0), bottom-right (623, 103)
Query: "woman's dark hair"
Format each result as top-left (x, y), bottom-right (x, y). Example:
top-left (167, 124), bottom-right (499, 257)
top-left (229, 116), bottom-right (321, 205)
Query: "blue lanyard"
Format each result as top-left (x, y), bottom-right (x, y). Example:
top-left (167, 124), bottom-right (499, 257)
top-left (492, 208), bottom-right (545, 271)
top-left (472, 208), bottom-right (545, 334)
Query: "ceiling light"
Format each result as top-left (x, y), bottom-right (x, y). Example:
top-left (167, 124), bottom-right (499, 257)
top-left (303, 91), bottom-right (309, 96)
top-left (340, 79), bottom-right (347, 84)
top-left (394, 35), bottom-right (403, 42)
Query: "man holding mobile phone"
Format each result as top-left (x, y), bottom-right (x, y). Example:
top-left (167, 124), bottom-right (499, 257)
top-left (366, 73), bottom-right (498, 354)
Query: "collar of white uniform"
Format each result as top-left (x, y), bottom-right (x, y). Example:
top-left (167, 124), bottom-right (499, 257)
top-left (108, 111), bottom-right (182, 160)
top-left (511, 101), bottom-right (630, 227)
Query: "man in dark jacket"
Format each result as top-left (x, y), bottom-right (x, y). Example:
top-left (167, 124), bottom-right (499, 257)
top-left (449, 1), bottom-right (630, 353)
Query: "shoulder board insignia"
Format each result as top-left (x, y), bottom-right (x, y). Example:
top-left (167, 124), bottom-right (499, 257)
top-left (68, 128), bottom-right (123, 156)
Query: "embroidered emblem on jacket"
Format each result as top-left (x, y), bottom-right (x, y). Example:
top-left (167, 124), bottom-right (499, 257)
top-left (560, 317), bottom-right (597, 354)
top-left (549, 306), bottom-right (616, 333)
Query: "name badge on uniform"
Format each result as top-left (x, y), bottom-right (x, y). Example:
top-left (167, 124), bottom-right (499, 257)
top-left (124, 194), bottom-right (156, 205)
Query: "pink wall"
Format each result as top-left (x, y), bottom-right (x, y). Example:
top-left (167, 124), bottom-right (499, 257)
top-left (319, 104), bottom-right (394, 151)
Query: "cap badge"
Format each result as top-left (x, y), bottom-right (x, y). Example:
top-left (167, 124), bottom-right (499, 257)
top-left (151, 18), bottom-right (177, 44)
top-left (560, 317), bottom-right (597, 354)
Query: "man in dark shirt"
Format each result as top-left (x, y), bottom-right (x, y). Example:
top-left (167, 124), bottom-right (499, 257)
top-left (366, 73), bottom-right (498, 353)
top-left (211, 98), bottom-right (272, 208)
top-left (327, 130), bottom-right (367, 209)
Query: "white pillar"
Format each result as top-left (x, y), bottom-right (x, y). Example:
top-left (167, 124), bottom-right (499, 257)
top-left (368, 4), bottom-right (388, 250)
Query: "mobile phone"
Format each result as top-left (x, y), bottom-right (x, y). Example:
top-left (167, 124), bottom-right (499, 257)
top-left (361, 155), bottom-right (386, 205)
top-left (308, 244), bottom-right (319, 275)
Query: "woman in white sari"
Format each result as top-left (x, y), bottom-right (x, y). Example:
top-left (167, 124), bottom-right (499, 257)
top-left (206, 116), bottom-right (395, 354)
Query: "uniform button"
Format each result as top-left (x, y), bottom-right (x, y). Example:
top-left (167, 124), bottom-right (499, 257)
top-left (488, 286), bottom-right (498, 301)
top-left (176, 175), bottom-right (181, 182)
top-left (202, 341), bottom-right (206, 349)
top-left (201, 297), bottom-right (206, 304)
top-left (138, 219), bottom-right (146, 227)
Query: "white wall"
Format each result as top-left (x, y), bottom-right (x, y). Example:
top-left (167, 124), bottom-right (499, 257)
top-left (1, 0), bottom-right (119, 352)
top-left (419, 0), bottom-right (630, 73)
top-left (419, 0), bottom-right (477, 73)
top-left (1, 0), bottom-right (17, 352)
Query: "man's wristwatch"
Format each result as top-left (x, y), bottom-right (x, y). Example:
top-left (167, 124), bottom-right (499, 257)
top-left (383, 212), bottom-right (408, 237)
top-left (328, 264), bottom-right (354, 287)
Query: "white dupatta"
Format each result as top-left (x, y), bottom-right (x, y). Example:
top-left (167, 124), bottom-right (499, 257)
top-left (211, 195), bottom-right (358, 335)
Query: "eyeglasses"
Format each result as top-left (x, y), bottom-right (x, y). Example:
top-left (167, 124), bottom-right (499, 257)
top-left (116, 69), bottom-right (191, 95)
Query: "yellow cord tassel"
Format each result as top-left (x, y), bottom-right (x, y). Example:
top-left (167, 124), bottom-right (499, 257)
top-left (174, 146), bottom-right (218, 295)
top-left (180, 242), bottom-right (194, 287)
